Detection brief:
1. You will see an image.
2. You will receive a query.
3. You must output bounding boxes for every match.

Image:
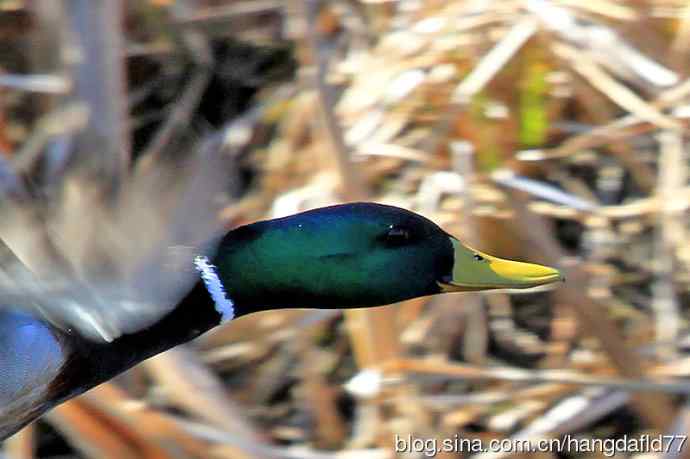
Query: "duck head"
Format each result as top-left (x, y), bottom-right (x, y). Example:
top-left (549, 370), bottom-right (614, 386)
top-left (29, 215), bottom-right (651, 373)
top-left (215, 202), bottom-right (562, 315)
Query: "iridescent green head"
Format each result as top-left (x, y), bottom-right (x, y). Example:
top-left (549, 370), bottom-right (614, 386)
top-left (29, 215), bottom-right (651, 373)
top-left (215, 203), bottom-right (562, 315)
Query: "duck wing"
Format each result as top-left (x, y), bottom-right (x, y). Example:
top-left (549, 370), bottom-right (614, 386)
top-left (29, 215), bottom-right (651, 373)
top-left (0, 136), bottom-right (234, 342)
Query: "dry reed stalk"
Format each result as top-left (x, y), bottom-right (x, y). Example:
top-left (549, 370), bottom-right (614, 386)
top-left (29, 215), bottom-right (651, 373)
top-left (140, 0), bottom-right (213, 163)
top-left (305, 0), bottom-right (368, 201)
top-left (381, 357), bottom-right (690, 394)
top-left (569, 77), bottom-right (657, 193)
top-left (296, 325), bottom-right (348, 449)
top-left (65, 0), bottom-right (130, 177)
top-left (208, 440), bottom-right (387, 459)
top-left (552, 43), bottom-right (680, 130)
top-left (79, 383), bottom-right (213, 458)
top-left (653, 131), bottom-right (685, 357)
top-left (175, 0), bottom-right (282, 26)
top-left (144, 348), bottom-right (266, 459)
top-left (48, 399), bottom-right (159, 459)
top-left (557, 0), bottom-right (638, 20)
top-left (2, 427), bottom-right (34, 459)
top-left (452, 17), bottom-right (538, 104)
top-left (672, 2), bottom-right (690, 51)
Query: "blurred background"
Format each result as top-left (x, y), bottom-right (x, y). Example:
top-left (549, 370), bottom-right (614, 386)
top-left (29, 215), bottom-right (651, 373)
top-left (2, 0), bottom-right (690, 457)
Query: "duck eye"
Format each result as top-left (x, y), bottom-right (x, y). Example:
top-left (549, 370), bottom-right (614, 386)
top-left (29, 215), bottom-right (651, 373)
top-left (382, 225), bottom-right (413, 247)
top-left (473, 254), bottom-right (485, 261)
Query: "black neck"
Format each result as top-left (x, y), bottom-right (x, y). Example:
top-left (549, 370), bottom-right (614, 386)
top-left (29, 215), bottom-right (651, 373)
top-left (49, 280), bottom-right (223, 403)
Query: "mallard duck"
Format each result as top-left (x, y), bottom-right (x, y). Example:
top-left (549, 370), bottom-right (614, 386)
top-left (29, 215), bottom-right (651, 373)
top-left (0, 195), bottom-right (561, 439)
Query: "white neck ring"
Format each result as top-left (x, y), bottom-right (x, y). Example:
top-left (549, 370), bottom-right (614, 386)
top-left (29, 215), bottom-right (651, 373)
top-left (194, 255), bottom-right (235, 323)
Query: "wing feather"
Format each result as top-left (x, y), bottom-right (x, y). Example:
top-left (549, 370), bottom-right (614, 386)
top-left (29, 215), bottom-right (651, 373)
top-left (0, 135), bottom-right (235, 342)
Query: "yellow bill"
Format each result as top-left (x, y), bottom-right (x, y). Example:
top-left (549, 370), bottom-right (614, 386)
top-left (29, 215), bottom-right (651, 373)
top-left (439, 238), bottom-right (563, 291)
